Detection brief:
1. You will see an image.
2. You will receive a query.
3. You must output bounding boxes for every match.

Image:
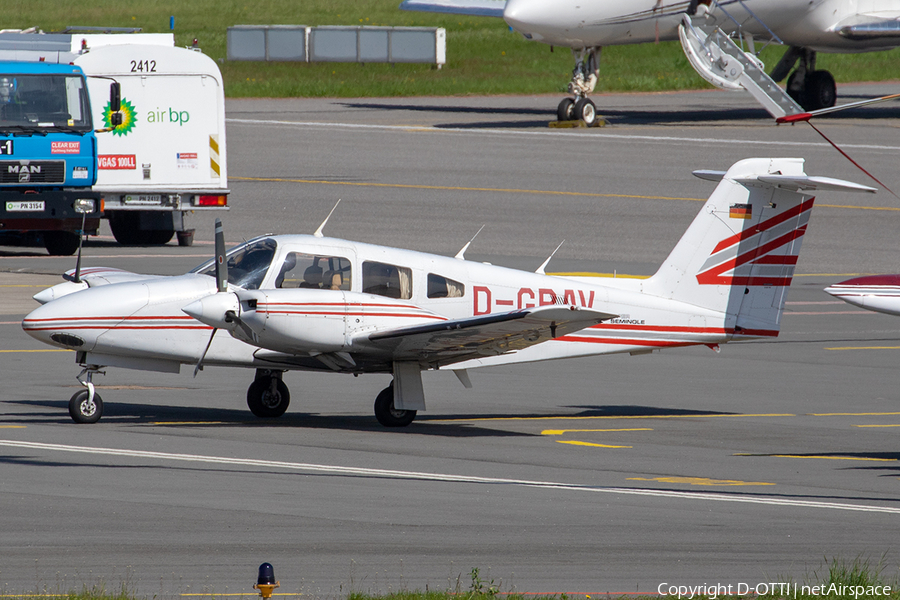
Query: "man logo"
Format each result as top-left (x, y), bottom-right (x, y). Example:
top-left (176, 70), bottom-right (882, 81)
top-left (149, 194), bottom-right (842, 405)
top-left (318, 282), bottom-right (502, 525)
top-left (8, 164), bottom-right (41, 183)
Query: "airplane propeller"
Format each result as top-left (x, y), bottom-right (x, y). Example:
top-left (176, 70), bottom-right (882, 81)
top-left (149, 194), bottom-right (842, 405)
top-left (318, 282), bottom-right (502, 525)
top-left (187, 219), bottom-right (264, 376)
top-left (192, 218), bottom-right (228, 377)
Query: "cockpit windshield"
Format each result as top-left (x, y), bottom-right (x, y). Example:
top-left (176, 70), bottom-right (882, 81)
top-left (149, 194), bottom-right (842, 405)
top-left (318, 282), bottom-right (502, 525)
top-left (0, 74), bottom-right (92, 132)
top-left (192, 237), bottom-right (277, 290)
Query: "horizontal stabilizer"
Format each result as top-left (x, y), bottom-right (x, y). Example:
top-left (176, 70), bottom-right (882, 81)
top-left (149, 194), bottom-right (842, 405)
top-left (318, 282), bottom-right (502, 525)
top-left (367, 305), bottom-right (616, 366)
top-left (739, 175), bottom-right (877, 193)
top-left (693, 171), bottom-right (874, 193)
top-left (399, 0), bottom-right (506, 17)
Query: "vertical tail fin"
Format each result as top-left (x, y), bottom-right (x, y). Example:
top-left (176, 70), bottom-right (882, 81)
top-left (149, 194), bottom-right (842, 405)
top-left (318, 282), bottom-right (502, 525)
top-left (644, 158), bottom-right (874, 337)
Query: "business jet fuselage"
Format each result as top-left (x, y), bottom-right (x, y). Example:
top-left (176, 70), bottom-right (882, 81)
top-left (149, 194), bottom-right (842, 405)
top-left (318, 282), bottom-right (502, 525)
top-left (403, 0), bottom-right (900, 121)
top-left (504, 0), bottom-right (900, 51)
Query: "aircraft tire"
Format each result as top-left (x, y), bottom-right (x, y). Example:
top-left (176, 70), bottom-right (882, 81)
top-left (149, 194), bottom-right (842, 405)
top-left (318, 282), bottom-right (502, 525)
top-left (247, 377), bottom-right (290, 418)
top-left (557, 97), bottom-right (575, 121)
top-left (786, 69), bottom-right (805, 105)
top-left (374, 384), bottom-right (416, 427)
top-left (805, 70), bottom-right (836, 111)
top-left (574, 97), bottom-right (597, 126)
top-left (69, 390), bottom-right (103, 424)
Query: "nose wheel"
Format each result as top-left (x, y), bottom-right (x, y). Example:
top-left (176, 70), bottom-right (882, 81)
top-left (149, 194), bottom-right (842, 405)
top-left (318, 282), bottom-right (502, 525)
top-left (69, 389), bottom-right (103, 423)
top-left (69, 366), bottom-right (105, 423)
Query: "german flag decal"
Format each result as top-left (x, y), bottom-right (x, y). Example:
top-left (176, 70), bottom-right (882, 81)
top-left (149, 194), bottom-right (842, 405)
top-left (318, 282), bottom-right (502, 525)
top-left (729, 203), bottom-right (752, 219)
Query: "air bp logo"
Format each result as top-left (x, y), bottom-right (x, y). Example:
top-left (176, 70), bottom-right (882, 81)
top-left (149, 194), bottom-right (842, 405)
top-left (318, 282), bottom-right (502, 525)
top-left (103, 98), bottom-right (138, 136)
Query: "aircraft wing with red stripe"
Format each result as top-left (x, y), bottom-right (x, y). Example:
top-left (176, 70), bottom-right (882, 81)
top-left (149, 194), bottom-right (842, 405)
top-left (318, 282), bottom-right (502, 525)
top-left (366, 305), bottom-right (616, 365)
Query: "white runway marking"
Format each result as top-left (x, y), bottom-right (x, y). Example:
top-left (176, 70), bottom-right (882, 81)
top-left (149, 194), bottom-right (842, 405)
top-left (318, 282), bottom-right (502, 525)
top-left (2, 440), bottom-right (899, 515)
top-left (226, 118), bottom-right (900, 152)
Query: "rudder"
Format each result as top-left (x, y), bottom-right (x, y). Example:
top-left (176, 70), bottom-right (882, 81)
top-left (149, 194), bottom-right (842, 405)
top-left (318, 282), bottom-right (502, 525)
top-left (643, 157), bottom-right (871, 338)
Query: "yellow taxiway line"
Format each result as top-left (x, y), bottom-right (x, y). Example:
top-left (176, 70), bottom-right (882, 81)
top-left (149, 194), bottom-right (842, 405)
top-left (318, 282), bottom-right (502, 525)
top-left (232, 176), bottom-right (900, 214)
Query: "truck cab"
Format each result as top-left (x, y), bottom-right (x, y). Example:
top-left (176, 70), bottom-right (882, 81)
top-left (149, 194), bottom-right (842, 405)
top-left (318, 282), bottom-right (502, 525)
top-left (0, 61), bottom-right (102, 255)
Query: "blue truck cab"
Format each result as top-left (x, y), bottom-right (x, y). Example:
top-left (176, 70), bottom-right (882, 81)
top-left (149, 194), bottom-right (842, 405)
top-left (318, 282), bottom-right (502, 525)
top-left (0, 61), bottom-right (103, 255)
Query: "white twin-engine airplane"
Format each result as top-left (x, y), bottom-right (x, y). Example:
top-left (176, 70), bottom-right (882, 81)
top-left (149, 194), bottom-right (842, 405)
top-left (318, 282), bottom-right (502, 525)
top-left (401, 0), bottom-right (900, 122)
top-left (23, 158), bottom-right (874, 426)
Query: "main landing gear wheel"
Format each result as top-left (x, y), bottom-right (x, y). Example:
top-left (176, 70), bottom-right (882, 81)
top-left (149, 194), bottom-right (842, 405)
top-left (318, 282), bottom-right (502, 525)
top-left (557, 98), bottom-right (575, 122)
top-left (574, 97), bottom-right (598, 126)
top-left (787, 69), bottom-right (836, 111)
top-left (373, 384), bottom-right (416, 428)
top-left (69, 389), bottom-right (103, 424)
top-left (247, 377), bottom-right (290, 418)
top-left (804, 70), bottom-right (836, 111)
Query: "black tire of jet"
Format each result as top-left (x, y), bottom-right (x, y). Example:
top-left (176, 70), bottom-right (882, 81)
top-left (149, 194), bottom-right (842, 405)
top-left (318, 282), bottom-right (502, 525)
top-left (786, 70), bottom-right (805, 106)
top-left (574, 97), bottom-right (597, 126)
top-left (805, 70), bottom-right (836, 111)
top-left (374, 384), bottom-right (416, 427)
top-left (557, 97), bottom-right (575, 121)
top-left (247, 378), bottom-right (290, 418)
top-left (69, 390), bottom-right (103, 424)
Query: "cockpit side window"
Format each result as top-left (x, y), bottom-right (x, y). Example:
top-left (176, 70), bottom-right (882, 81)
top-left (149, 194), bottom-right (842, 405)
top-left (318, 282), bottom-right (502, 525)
top-left (276, 252), bottom-right (352, 290)
top-left (195, 238), bottom-right (277, 290)
top-left (363, 261), bottom-right (412, 299)
top-left (427, 273), bottom-right (465, 299)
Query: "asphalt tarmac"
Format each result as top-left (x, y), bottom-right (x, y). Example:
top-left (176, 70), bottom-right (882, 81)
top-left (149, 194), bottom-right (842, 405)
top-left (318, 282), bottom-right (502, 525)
top-left (2, 85), bottom-right (900, 596)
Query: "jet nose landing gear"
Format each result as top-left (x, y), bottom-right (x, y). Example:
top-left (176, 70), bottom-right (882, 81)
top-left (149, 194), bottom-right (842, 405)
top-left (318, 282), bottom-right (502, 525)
top-left (555, 47), bottom-right (603, 127)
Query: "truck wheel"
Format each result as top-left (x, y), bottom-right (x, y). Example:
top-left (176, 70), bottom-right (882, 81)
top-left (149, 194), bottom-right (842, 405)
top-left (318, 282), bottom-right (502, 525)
top-left (109, 213), bottom-right (150, 245)
top-left (43, 231), bottom-right (81, 256)
top-left (146, 230), bottom-right (175, 245)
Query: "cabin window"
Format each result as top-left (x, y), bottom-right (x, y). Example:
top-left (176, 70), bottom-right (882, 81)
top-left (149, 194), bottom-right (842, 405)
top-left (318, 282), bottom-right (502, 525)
top-left (427, 273), bottom-right (465, 299)
top-left (362, 261), bottom-right (412, 299)
top-left (276, 253), bottom-right (352, 290)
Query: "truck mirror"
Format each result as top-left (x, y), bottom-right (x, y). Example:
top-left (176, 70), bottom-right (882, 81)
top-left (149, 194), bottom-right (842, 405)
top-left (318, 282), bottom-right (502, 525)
top-left (110, 81), bottom-right (121, 112)
top-left (109, 81), bottom-right (122, 127)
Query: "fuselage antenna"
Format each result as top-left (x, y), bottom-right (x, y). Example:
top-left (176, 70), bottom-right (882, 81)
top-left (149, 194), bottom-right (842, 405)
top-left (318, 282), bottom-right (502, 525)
top-left (536, 240), bottom-right (565, 275)
top-left (314, 199), bottom-right (342, 238)
top-left (455, 224), bottom-right (486, 260)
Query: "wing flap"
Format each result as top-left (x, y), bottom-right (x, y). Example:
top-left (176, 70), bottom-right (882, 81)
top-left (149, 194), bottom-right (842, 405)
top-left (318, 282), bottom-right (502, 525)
top-left (366, 305), bottom-right (616, 365)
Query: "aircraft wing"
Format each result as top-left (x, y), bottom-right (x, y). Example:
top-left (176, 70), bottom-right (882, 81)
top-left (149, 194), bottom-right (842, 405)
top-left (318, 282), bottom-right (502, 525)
top-left (399, 0), bottom-right (506, 17)
top-left (365, 305), bottom-right (616, 366)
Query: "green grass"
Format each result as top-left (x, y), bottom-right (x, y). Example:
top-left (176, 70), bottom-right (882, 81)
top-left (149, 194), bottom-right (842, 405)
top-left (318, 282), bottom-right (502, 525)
top-left (7, 558), bottom-right (900, 600)
top-left (2, 0), bottom-right (900, 97)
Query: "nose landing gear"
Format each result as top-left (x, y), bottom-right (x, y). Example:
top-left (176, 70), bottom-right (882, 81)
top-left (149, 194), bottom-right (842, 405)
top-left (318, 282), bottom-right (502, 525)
top-left (556, 47), bottom-right (602, 127)
top-left (69, 366), bottom-right (105, 423)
